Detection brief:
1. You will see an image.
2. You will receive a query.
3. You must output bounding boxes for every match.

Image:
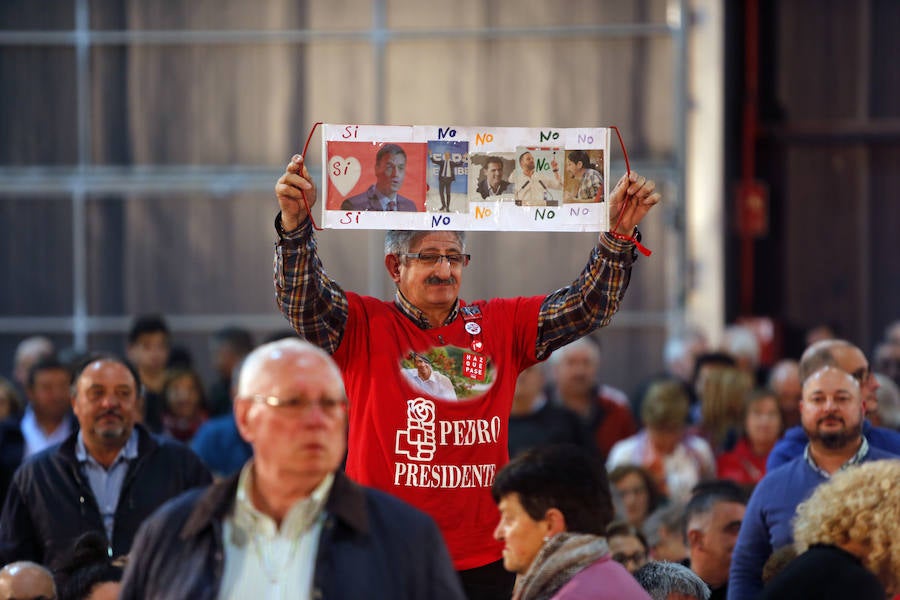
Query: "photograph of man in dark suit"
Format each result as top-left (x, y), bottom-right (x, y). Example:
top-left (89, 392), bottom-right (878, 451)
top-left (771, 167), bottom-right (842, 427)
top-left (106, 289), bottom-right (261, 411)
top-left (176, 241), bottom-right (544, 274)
top-left (475, 156), bottom-right (513, 199)
top-left (430, 151), bottom-right (466, 212)
top-left (341, 144), bottom-right (417, 211)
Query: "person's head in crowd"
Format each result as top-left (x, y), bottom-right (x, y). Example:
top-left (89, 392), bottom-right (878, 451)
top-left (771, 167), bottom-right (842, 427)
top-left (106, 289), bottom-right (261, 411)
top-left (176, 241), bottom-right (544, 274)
top-left (607, 519), bottom-right (650, 574)
top-left (634, 560), bottom-right (711, 600)
top-left (643, 504), bottom-right (689, 564)
top-left (886, 320), bottom-right (900, 345)
top-left (26, 356), bottom-right (72, 426)
top-left (800, 365), bottom-right (865, 455)
top-left (697, 367), bottom-right (753, 452)
top-left (55, 531), bottom-right (124, 600)
top-left (767, 359), bottom-right (802, 429)
top-left (741, 389), bottom-right (782, 455)
top-left (799, 339), bottom-right (878, 414)
top-left (0, 376), bottom-right (23, 421)
top-left (161, 368), bottom-right (209, 442)
top-left (720, 325), bottom-right (760, 377)
top-left (641, 380), bottom-right (691, 457)
top-left (804, 323), bottom-right (836, 348)
top-left (373, 143), bottom-right (407, 197)
top-left (664, 329), bottom-right (709, 384)
top-left (210, 327), bottom-right (254, 382)
top-left (549, 337), bottom-right (601, 405)
top-left (71, 354), bottom-right (141, 466)
top-left (0, 560), bottom-right (56, 600)
top-left (870, 373), bottom-right (900, 429)
top-left (511, 364), bottom-right (545, 416)
top-left (12, 336), bottom-right (56, 391)
top-left (235, 338), bottom-right (348, 500)
top-left (873, 341), bottom-right (900, 386)
top-left (163, 368), bottom-right (207, 421)
top-left (491, 444), bottom-right (614, 576)
top-left (126, 315), bottom-right (170, 385)
top-left (691, 352), bottom-right (737, 403)
top-left (685, 480), bottom-right (746, 590)
top-left (760, 545), bottom-right (797, 584)
top-left (791, 460), bottom-right (900, 594)
top-left (164, 346), bottom-right (193, 370)
top-left (609, 464), bottom-right (664, 529)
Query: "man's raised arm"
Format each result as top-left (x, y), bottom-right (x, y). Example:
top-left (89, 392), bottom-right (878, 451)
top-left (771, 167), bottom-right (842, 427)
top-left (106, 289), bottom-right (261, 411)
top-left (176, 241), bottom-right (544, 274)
top-left (536, 172), bottom-right (660, 359)
top-left (273, 154), bottom-right (349, 354)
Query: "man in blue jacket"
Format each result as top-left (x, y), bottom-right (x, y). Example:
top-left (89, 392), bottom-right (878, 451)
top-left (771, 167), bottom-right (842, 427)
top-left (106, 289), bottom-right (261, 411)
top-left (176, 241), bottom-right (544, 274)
top-left (766, 339), bottom-right (900, 470)
top-left (727, 362), bottom-right (898, 600)
top-left (120, 338), bottom-right (464, 599)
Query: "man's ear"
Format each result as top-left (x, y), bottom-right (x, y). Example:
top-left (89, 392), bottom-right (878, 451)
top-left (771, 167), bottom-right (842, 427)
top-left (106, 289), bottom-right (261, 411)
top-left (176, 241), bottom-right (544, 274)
top-left (686, 528), bottom-right (703, 550)
top-left (544, 508), bottom-right (567, 537)
top-left (233, 400), bottom-right (255, 444)
top-left (385, 254), bottom-right (402, 284)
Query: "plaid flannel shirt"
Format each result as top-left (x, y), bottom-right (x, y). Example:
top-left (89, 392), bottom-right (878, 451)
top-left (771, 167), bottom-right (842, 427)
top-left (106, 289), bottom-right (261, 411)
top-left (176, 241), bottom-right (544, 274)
top-left (274, 216), bottom-right (637, 359)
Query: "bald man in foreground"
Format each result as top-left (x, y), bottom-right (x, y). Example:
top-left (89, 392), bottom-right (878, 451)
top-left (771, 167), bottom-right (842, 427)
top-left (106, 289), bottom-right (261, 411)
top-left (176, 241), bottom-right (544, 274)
top-left (0, 561), bottom-right (56, 600)
top-left (121, 338), bottom-right (464, 599)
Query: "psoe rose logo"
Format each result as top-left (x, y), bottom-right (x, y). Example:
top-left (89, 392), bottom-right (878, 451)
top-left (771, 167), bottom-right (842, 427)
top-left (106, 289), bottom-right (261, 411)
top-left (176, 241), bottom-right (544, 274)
top-left (396, 397), bottom-right (437, 462)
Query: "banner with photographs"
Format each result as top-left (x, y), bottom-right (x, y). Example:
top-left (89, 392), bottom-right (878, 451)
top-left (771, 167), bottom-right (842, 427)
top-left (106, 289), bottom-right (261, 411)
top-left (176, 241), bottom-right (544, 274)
top-left (322, 124), bottom-right (610, 231)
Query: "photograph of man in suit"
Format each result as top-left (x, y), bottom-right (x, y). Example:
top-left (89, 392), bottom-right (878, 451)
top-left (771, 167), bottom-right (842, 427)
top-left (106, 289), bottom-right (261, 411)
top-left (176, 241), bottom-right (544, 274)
top-left (430, 151), bottom-right (466, 212)
top-left (475, 156), bottom-right (513, 199)
top-left (341, 144), bottom-right (418, 212)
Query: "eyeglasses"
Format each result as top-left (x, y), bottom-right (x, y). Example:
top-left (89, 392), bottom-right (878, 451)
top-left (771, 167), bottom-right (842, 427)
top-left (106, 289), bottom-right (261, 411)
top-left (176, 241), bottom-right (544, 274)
top-left (612, 551), bottom-right (647, 565)
top-left (245, 394), bottom-right (346, 417)
top-left (402, 252), bottom-right (471, 268)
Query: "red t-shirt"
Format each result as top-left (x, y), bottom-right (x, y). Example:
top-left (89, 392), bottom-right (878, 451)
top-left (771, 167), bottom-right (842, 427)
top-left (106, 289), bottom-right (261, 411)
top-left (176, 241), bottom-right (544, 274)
top-left (333, 292), bottom-right (543, 570)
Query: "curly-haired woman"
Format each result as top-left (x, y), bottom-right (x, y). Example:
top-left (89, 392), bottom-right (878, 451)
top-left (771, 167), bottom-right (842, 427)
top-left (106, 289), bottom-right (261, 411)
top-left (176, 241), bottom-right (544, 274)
top-left (759, 459), bottom-right (900, 599)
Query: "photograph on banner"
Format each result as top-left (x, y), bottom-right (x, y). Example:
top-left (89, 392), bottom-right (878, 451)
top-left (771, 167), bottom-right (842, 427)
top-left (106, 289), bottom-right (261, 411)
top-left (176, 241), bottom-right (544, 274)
top-left (325, 141), bottom-right (427, 212)
top-left (399, 346), bottom-right (496, 404)
top-left (468, 153), bottom-right (516, 201)
top-left (563, 149), bottom-right (604, 203)
top-left (426, 140), bottom-right (469, 213)
top-left (510, 147), bottom-right (564, 206)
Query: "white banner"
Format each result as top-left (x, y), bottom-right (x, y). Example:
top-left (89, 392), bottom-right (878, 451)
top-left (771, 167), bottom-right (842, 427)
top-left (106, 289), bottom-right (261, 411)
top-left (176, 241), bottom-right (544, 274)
top-left (320, 124), bottom-right (610, 231)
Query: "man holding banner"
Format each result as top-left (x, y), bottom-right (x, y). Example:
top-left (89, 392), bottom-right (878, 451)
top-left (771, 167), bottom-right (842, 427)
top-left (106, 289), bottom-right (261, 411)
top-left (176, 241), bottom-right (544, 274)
top-left (273, 151), bottom-right (659, 599)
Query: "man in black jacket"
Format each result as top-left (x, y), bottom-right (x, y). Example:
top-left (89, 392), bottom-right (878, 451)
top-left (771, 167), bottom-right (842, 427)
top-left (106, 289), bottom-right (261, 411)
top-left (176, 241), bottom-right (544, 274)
top-left (0, 354), bottom-right (211, 570)
top-left (120, 338), bottom-right (464, 599)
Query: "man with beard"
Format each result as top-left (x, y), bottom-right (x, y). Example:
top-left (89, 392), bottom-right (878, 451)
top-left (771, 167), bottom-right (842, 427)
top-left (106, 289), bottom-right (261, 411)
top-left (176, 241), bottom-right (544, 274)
top-left (727, 365), bottom-right (898, 600)
top-left (0, 354), bottom-right (210, 570)
top-left (766, 339), bottom-right (900, 470)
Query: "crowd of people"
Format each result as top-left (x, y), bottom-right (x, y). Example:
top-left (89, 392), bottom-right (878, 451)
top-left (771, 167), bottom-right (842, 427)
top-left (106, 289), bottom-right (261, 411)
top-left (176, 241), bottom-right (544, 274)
top-left (0, 154), bottom-right (898, 599)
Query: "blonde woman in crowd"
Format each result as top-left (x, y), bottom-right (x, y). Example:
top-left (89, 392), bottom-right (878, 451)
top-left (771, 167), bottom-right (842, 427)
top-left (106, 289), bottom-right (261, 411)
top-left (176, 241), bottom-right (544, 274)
top-left (759, 460), bottom-right (900, 599)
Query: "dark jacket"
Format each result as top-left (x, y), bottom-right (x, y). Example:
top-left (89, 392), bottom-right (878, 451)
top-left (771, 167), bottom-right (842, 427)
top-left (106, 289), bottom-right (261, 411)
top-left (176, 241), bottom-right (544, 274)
top-left (0, 416), bottom-right (25, 505)
top-left (0, 424), bottom-right (211, 570)
top-left (120, 470), bottom-right (466, 600)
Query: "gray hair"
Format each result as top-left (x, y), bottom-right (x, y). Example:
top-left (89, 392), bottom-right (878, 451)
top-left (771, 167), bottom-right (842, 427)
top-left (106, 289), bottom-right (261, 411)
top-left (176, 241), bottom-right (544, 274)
top-left (874, 373), bottom-right (900, 429)
top-left (634, 561), bottom-right (710, 600)
top-left (547, 336), bottom-right (601, 368)
top-left (384, 230), bottom-right (466, 256)
top-left (643, 503), bottom-right (687, 548)
top-left (237, 338), bottom-right (345, 399)
top-left (767, 359), bottom-right (799, 390)
top-left (721, 325), bottom-right (760, 369)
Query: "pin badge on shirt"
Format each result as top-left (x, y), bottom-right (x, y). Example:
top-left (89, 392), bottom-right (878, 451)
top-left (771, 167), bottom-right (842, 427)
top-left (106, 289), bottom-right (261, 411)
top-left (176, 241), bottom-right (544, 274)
top-left (465, 322), bottom-right (482, 335)
top-left (471, 340), bottom-right (484, 353)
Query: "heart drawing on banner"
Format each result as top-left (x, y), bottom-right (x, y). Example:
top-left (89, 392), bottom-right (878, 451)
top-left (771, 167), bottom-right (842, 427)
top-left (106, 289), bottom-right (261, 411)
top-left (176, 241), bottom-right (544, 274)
top-left (328, 156), bottom-right (362, 196)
